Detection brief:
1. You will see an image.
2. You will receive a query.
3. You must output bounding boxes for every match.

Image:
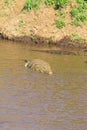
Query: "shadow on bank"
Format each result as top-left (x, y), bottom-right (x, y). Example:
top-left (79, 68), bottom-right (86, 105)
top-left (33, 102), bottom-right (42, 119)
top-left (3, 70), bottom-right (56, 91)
top-left (0, 33), bottom-right (87, 55)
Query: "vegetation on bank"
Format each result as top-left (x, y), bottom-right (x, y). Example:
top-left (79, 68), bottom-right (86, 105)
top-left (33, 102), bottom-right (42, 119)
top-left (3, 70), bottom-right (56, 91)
top-left (70, 33), bottom-right (87, 43)
top-left (23, 0), bottom-right (87, 28)
top-left (2, 0), bottom-right (87, 29)
top-left (70, 0), bottom-right (87, 26)
top-left (23, 0), bottom-right (70, 11)
top-left (0, 0), bottom-right (87, 46)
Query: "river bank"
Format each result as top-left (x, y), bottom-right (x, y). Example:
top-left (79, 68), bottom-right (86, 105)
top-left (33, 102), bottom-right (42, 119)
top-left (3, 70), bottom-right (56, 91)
top-left (0, 0), bottom-right (87, 52)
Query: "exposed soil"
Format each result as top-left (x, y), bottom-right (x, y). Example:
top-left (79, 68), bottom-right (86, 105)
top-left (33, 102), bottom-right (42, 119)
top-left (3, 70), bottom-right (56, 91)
top-left (0, 0), bottom-right (87, 52)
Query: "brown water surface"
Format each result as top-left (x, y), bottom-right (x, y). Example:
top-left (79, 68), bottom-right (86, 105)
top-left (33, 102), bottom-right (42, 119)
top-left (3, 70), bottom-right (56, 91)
top-left (0, 40), bottom-right (87, 130)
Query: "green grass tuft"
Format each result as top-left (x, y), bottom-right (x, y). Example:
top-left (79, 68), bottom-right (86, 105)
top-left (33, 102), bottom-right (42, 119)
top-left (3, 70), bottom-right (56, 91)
top-left (19, 20), bottom-right (26, 27)
top-left (70, 0), bottom-right (87, 25)
top-left (55, 0), bottom-right (70, 9)
top-left (23, 0), bottom-right (41, 11)
top-left (55, 20), bottom-right (65, 29)
top-left (44, 0), bottom-right (55, 5)
top-left (70, 33), bottom-right (86, 43)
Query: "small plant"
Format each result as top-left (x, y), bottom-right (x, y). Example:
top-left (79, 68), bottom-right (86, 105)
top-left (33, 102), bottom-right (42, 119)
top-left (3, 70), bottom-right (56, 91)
top-left (70, 0), bottom-right (87, 26)
top-left (23, 0), bottom-right (40, 11)
top-left (78, 1), bottom-right (87, 10)
top-left (55, 9), bottom-right (66, 29)
top-left (76, 0), bottom-right (87, 7)
top-left (71, 7), bottom-right (87, 23)
top-left (44, 0), bottom-right (55, 5)
top-left (70, 8), bottom-right (80, 17)
top-left (4, 0), bottom-right (9, 6)
top-left (70, 33), bottom-right (86, 43)
top-left (55, 0), bottom-right (70, 9)
top-left (71, 19), bottom-right (82, 26)
top-left (55, 20), bottom-right (65, 29)
top-left (57, 10), bottom-right (65, 18)
top-left (78, 12), bottom-right (87, 22)
top-left (19, 20), bottom-right (26, 27)
top-left (76, 0), bottom-right (84, 4)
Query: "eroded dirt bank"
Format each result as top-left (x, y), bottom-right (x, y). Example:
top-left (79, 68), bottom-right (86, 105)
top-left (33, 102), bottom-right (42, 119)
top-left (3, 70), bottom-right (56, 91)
top-left (0, 0), bottom-right (87, 52)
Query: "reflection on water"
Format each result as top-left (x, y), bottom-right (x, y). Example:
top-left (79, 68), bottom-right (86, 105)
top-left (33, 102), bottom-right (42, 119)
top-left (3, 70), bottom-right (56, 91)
top-left (0, 40), bottom-right (87, 130)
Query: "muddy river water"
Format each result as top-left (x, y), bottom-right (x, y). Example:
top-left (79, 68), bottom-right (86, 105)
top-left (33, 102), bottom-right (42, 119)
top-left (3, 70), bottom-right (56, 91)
top-left (0, 40), bottom-right (87, 130)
